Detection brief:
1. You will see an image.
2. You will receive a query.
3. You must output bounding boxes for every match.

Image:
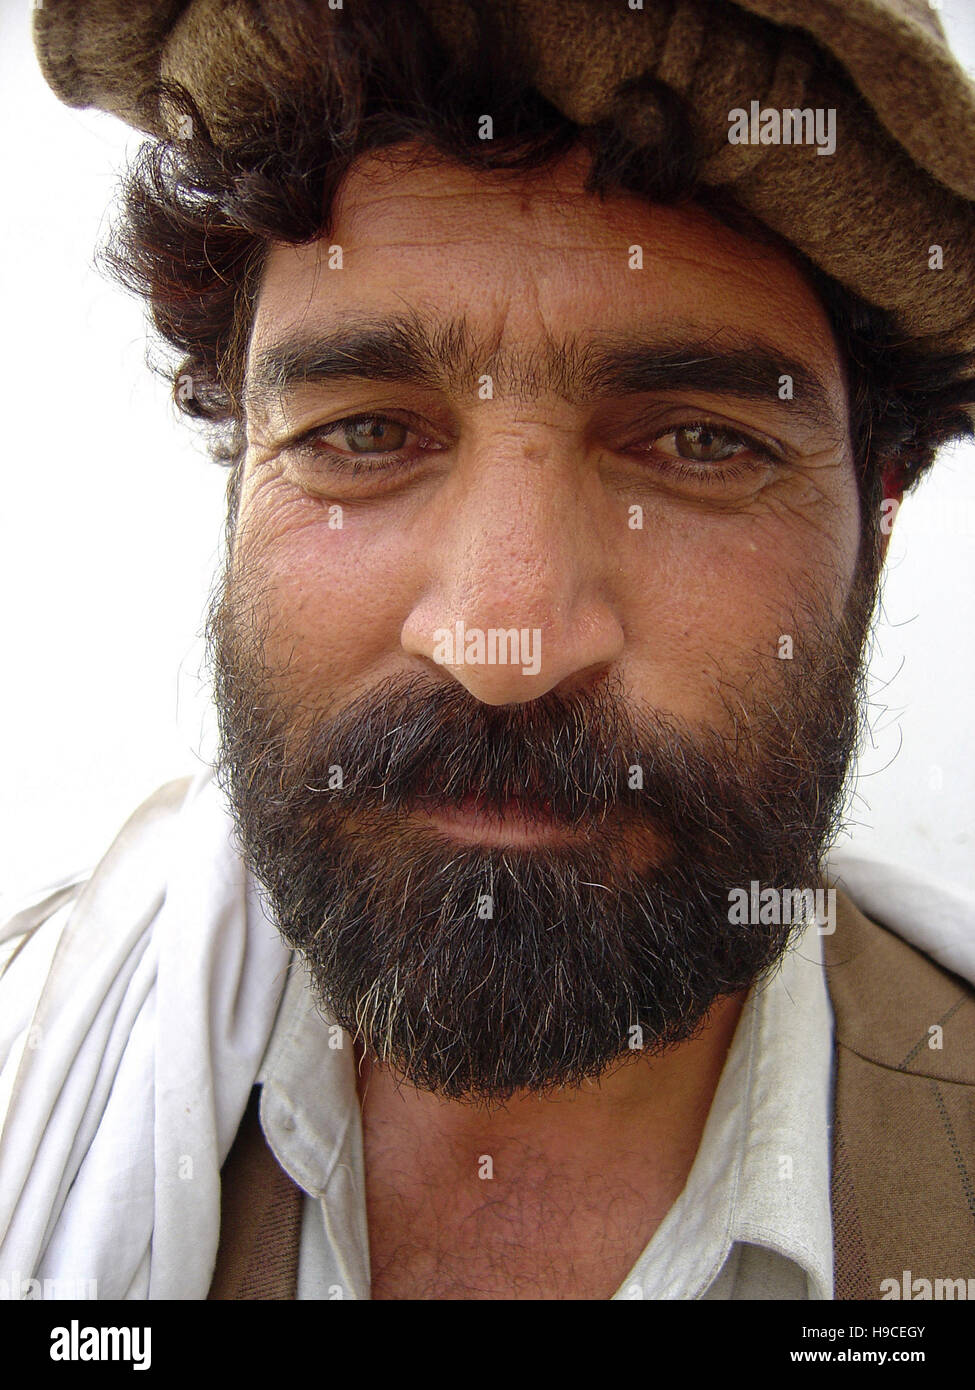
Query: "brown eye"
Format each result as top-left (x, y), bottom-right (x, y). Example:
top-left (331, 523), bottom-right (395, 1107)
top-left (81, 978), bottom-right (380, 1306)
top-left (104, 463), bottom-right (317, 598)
top-left (667, 425), bottom-right (745, 462)
top-left (342, 417), bottom-right (409, 453)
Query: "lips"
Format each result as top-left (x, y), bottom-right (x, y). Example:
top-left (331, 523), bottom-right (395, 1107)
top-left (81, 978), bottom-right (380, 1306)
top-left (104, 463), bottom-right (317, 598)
top-left (454, 792), bottom-right (556, 823)
top-left (411, 791), bottom-right (585, 847)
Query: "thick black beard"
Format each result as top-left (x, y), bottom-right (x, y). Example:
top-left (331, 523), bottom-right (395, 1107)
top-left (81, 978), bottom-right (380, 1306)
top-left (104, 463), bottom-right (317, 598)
top-left (206, 551), bottom-right (879, 1104)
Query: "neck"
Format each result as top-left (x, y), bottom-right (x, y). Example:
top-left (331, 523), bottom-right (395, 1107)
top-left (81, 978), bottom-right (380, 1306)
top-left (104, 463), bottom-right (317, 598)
top-left (353, 988), bottom-right (747, 1173)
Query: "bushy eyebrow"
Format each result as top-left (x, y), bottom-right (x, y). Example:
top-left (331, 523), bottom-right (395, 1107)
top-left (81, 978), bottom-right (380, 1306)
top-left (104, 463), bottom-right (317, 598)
top-left (245, 309), bottom-right (840, 432)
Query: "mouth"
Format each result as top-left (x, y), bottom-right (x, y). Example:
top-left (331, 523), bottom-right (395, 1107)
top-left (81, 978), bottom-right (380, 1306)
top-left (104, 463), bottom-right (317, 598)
top-left (410, 792), bottom-right (590, 848)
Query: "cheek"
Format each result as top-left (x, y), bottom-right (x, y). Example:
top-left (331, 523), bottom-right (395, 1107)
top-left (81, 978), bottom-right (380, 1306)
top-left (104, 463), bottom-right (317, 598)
top-left (234, 458), bottom-right (862, 723)
top-left (618, 481), bottom-right (861, 721)
top-left (235, 482), bottom-right (422, 699)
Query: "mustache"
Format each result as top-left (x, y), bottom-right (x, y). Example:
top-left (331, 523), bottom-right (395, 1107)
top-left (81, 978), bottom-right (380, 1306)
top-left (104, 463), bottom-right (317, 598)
top-left (304, 673), bottom-right (646, 819)
top-left (215, 662), bottom-right (854, 857)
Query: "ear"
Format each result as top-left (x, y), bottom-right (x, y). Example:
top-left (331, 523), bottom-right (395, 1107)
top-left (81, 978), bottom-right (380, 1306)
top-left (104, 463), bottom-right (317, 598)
top-left (878, 464), bottom-right (905, 559)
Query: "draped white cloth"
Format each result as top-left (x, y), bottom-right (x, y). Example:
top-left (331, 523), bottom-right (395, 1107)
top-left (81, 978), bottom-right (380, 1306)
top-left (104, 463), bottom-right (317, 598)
top-left (0, 769), bottom-right (972, 1299)
top-left (0, 771), bottom-right (290, 1299)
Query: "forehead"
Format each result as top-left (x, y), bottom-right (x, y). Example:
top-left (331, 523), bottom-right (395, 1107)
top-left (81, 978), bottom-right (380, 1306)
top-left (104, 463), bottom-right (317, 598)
top-left (250, 143), bottom-right (843, 399)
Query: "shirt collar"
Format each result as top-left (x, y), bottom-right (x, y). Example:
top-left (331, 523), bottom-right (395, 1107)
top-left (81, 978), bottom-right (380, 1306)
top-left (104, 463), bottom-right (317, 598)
top-left (618, 923), bottom-right (834, 1299)
top-left (256, 957), bottom-right (357, 1198)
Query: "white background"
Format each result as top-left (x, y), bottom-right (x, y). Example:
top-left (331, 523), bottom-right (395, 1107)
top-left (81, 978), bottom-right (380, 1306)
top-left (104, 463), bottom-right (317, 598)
top-left (1, 0), bottom-right (973, 912)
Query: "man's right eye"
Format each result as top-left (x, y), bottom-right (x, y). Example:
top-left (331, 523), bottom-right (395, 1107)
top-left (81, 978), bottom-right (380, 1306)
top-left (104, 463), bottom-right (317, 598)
top-left (331, 416), bottom-right (410, 453)
top-left (286, 413), bottom-right (443, 473)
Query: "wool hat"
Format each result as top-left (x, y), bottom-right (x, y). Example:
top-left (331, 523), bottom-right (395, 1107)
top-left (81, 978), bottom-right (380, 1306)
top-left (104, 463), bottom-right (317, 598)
top-left (31, 0), bottom-right (975, 363)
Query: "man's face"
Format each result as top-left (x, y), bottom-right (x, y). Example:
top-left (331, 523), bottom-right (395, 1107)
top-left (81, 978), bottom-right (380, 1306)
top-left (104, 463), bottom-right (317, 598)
top-left (209, 142), bottom-right (875, 1102)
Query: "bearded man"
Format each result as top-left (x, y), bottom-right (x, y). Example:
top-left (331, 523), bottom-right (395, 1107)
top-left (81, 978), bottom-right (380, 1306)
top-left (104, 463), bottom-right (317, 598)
top-left (2, 0), bottom-right (974, 1303)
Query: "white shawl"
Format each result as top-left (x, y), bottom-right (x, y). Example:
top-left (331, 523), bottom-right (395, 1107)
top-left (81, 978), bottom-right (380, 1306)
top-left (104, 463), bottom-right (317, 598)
top-left (0, 772), bottom-right (290, 1299)
top-left (1, 770), bottom-right (972, 1299)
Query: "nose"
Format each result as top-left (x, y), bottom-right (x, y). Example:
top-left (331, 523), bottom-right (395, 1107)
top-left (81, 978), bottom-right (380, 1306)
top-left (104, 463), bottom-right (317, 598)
top-left (401, 428), bottom-right (625, 704)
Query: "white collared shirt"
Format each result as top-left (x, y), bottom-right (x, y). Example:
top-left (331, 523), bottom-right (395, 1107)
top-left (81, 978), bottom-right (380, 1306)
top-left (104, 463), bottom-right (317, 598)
top-left (256, 923), bottom-right (835, 1300)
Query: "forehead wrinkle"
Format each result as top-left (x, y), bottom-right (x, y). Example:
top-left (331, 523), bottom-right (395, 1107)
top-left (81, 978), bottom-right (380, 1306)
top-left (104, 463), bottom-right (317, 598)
top-left (355, 306), bottom-right (591, 400)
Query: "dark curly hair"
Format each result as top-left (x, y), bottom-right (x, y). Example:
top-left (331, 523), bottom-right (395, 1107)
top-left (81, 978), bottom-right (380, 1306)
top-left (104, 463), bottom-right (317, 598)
top-left (100, 0), bottom-right (975, 535)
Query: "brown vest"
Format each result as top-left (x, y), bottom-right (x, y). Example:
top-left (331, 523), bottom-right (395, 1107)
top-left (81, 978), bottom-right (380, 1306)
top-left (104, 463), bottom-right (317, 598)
top-left (207, 890), bottom-right (975, 1299)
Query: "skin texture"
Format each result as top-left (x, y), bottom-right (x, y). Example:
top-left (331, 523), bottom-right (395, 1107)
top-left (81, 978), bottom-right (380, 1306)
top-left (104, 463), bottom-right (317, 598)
top-left (229, 141), bottom-right (872, 1296)
top-left (239, 144), bottom-right (860, 717)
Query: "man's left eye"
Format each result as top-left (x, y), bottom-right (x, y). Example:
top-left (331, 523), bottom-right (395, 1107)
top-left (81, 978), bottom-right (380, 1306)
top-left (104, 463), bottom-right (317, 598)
top-left (654, 424), bottom-right (752, 463)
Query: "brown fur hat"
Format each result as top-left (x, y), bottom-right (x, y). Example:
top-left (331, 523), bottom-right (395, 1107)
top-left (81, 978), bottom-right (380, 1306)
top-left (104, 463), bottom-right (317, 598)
top-left (32, 0), bottom-right (975, 359)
